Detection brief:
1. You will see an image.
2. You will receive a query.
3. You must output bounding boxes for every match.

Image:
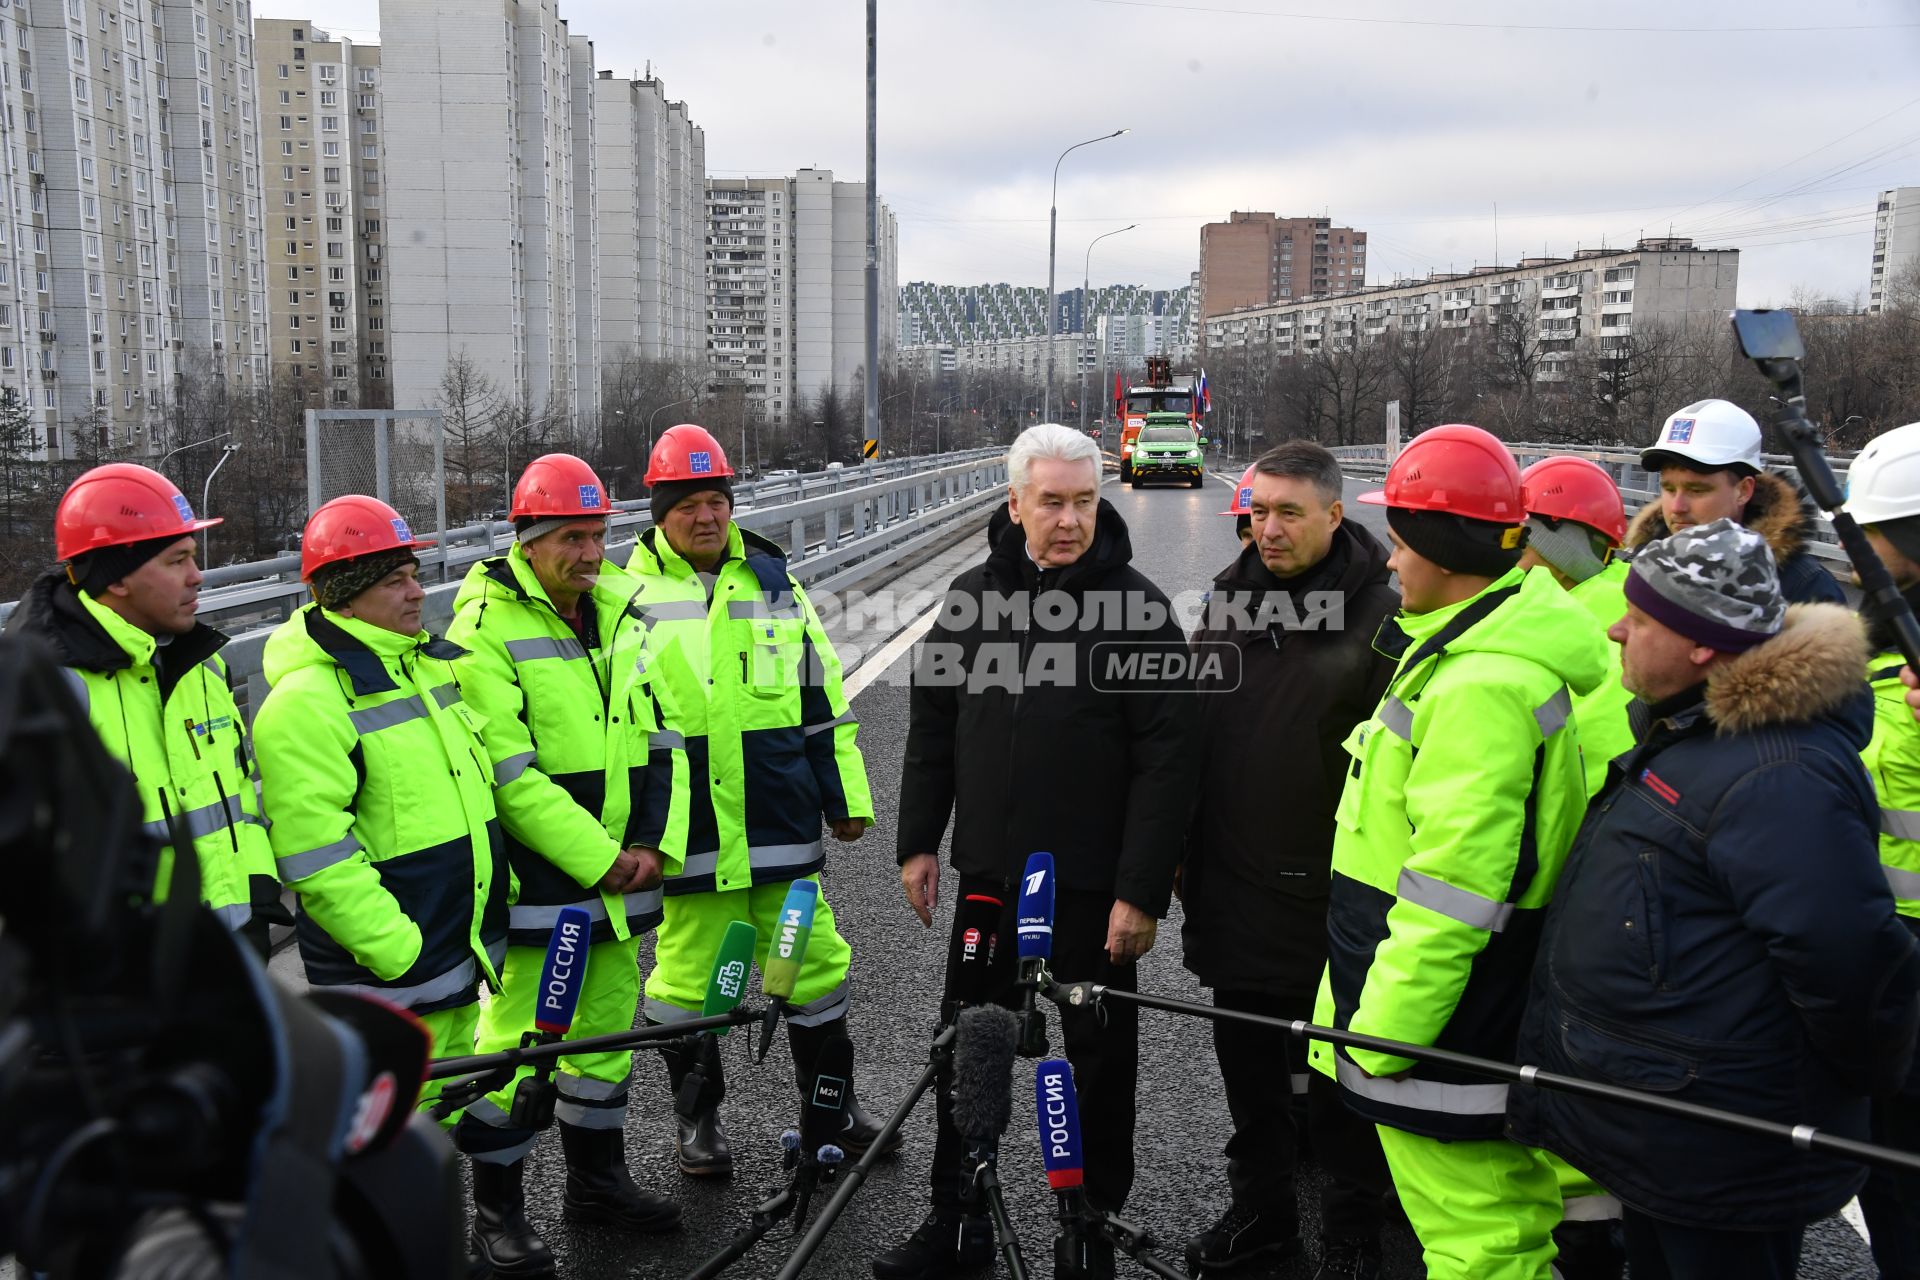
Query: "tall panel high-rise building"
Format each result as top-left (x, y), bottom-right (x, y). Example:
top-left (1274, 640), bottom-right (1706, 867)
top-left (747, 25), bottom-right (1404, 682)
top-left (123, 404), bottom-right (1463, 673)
top-left (1196, 211), bottom-right (1367, 320)
top-left (593, 70), bottom-right (703, 366)
top-left (704, 168), bottom-right (895, 425)
top-left (381, 0), bottom-right (595, 434)
top-left (1871, 187), bottom-right (1920, 315)
top-left (255, 20), bottom-right (387, 408)
top-left (2, 0), bottom-right (268, 459)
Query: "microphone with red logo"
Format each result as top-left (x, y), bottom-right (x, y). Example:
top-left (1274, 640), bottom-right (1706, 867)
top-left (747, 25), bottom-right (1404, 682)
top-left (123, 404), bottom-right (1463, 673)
top-left (1015, 853), bottom-right (1054, 1057)
top-left (943, 890), bottom-right (1003, 1025)
top-left (1036, 1057), bottom-right (1185, 1280)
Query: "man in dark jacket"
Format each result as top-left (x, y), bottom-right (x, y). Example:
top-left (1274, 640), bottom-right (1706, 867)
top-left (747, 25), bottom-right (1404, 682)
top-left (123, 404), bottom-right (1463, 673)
top-left (1629, 397), bottom-right (1846, 606)
top-left (1510, 518), bottom-right (1920, 1280)
top-left (1180, 441), bottom-right (1399, 1279)
top-left (878, 423), bottom-right (1199, 1279)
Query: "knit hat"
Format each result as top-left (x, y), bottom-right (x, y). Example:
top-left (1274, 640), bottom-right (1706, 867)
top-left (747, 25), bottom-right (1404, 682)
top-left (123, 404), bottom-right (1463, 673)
top-left (310, 546), bottom-right (419, 611)
top-left (1525, 514), bottom-right (1611, 585)
top-left (67, 533), bottom-right (187, 596)
top-left (514, 514), bottom-right (608, 546)
top-left (1387, 507), bottom-right (1526, 578)
top-left (1624, 517), bottom-right (1785, 653)
top-left (649, 475), bottom-right (734, 526)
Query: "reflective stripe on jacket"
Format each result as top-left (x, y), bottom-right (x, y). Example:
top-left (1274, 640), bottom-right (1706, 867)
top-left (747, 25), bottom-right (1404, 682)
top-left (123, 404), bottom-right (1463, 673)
top-left (447, 544), bottom-right (688, 945)
top-left (626, 523), bottom-right (872, 896)
top-left (1309, 566), bottom-right (1608, 1141)
top-left (254, 603), bottom-right (508, 1012)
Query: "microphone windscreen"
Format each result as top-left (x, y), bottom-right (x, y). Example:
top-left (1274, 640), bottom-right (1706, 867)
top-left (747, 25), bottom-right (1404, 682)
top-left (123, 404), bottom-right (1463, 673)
top-left (533, 905), bottom-right (592, 1034)
top-left (947, 892), bottom-right (1003, 1008)
top-left (300, 987), bottom-right (433, 1156)
top-left (1016, 852), bottom-right (1055, 962)
top-left (1035, 1056), bottom-right (1084, 1189)
top-left (762, 879), bottom-right (820, 1002)
top-left (952, 1006), bottom-right (1019, 1144)
top-left (701, 919), bottom-right (759, 1034)
top-left (801, 1032), bottom-right (854, 1157)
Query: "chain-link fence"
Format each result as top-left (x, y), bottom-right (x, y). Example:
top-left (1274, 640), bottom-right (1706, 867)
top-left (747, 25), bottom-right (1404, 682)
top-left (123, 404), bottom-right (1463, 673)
top-left (304, 409), bottom-right (447, 539)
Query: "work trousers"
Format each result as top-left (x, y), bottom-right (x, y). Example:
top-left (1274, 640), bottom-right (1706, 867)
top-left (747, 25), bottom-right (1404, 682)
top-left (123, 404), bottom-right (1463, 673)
top-left (1213, 986), bottom-right (1381, 1240)
top-left (466, 932), bottom-right (644, 1165)
top-left (1374, 1124), bottom-right (1561, 1280)
top-left (929, 874), bottom-right (1138, 1212)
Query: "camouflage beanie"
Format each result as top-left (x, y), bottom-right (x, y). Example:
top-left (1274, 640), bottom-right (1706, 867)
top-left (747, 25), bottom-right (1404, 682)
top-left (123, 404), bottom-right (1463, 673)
top-left (1624, 518), bottom-right (1785, 653)
top-left (311, 547), bottom-right (419, 612)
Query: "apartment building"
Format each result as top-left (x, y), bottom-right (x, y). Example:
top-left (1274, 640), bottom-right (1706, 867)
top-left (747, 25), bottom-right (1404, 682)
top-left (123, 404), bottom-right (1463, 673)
top-left (593, 70), bottom-right (703, 365)
top-left (899, 280), bottom-right (1194, 350)
top-left (382, 0), bottom-right (595, 434)
top-left (255, 20), bottom-right (386, 408)
top-left (704, 168), bottom-right (896, 423)
top-left (1196, 212), bottom-right (1366, 319)
top-left (0, 0), bottom-right (268, 459)
top-left (1203, 237), bottom-right (1736, 385)
top-left (1871, 186), bottom-right (1920, 314)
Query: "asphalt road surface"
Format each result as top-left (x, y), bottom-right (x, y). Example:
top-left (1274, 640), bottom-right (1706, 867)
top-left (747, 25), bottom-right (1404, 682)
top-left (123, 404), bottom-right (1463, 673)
top-left (240, 467), bottom-right (1878, 1280)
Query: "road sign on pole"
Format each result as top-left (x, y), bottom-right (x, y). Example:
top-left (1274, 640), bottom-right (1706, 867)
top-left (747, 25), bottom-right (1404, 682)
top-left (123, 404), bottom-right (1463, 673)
top-left (862, 438), bottom-right (879, 460)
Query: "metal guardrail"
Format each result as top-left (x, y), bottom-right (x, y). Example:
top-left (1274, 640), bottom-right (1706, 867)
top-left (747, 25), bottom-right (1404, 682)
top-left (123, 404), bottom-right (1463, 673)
top-left (1329, 443), bottom-right (1853, 565)
top-left (1, 449), bottom-right (1010, 718)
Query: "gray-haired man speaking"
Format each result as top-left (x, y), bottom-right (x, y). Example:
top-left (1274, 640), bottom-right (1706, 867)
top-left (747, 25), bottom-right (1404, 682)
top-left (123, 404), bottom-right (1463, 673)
top-left (878, 423), bottom-right (1200, 1278)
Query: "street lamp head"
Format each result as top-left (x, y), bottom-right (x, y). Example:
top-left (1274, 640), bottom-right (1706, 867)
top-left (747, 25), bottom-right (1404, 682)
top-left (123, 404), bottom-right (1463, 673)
top-left (1112, 128), bottom-right (1130, 137)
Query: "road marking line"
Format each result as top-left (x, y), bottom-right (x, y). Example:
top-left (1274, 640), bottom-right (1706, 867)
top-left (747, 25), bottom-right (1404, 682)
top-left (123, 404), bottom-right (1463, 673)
top-left (1842, 1196), bottom-right (1871, 1247)
top-left (845, 607), bottom-right (938, 700)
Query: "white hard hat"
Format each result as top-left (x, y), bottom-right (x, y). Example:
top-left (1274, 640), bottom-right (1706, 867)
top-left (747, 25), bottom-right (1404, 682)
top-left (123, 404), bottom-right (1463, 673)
top-left (1846, 422), bottom-right (1920, 526)
top-left (1640, 399), bottom-right (1763, 474)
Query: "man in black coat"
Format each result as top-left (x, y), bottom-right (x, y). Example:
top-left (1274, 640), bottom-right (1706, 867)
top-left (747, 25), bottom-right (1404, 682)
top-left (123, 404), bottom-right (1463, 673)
top-left (876, 424), bottom-right (1199, 1279)
top-left (1509, 519), bottom-right (1920, 1280)
top-left (1179, 441), bottom-right (1400, 1280)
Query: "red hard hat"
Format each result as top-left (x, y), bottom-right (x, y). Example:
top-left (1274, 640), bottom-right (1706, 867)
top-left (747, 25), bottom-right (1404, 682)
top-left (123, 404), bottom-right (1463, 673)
top-left (646, 424), bottom-right (733, 485)
top-left (1220, 465), bottom-right (1257, 516)
top-left (55, 462), bottom-right (222, 561)
top-left (1358, 424), bottom-right (1524, 524)
top-left (511, 453), bottom-right (610, 521)
top-left (301, 495), bottom-right (435, 581)
top-left (1521, 456), bottom-right (1627, 546)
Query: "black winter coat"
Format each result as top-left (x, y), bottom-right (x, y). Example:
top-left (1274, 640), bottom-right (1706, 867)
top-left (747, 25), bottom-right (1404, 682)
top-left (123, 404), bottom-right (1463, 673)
top-left (1180, 522), bottom-right (1400, 989)
top-left (1508, 603), bottom-right (1920, 1229)
top-left (897, 501), bottom-right (1199, 915)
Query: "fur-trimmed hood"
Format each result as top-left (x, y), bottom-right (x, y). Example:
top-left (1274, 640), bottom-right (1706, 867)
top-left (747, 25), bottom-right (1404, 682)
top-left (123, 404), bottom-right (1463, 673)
top-left (1704, 602), bottom-right (1867, 735)
top-left (1625, 470), bottom-right (1819, 564)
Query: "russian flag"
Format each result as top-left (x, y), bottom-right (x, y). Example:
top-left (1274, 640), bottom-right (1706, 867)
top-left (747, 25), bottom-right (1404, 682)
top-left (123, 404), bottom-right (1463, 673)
top-left (1198, 368), bottom-right (1211, 415)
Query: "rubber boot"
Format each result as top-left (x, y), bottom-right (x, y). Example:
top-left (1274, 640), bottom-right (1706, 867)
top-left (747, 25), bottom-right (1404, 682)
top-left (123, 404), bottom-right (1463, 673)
top-left (558, 1122), bottom-right (683, 1233)
top-left (659, 1029), bottom-right (733, 1176)
top-left (469, 1158), bottom-right (555, 1278)
top-left (788, 1019), bottom-right (903, 1158)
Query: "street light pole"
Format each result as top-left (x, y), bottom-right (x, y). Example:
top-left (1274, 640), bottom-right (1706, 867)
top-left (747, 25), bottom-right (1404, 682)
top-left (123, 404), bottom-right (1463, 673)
top-left (1080, 223), bottom-right (1135, 436)
top-left (200, 443), bottom-right (238, 564)
top-left (647, 396), bottom-right (697, 457)
top-left (158, 429), bottom-right (231, 470)
top-left (1044, 128), bottom-right (1128, 424)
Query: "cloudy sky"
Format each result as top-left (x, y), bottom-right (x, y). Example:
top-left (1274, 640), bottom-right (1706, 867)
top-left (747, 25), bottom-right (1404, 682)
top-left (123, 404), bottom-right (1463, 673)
top-left (261, 0), bottom-right (1920, 306)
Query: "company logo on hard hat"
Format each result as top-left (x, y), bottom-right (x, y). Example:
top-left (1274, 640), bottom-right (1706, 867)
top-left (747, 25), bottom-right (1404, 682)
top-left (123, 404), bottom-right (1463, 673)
top-left (1237, 486), bottom-right (1252, 508)
top-left (1667, 418), bottom-right (1696, 444)
top-left (390, 517), bottom-right (413, 543)
top-left (171, 494), bottom-right (195, 522)
top-left (579, 483), bottom-right (603, 510)
top-left (690, 451), bottom-right (713, 475)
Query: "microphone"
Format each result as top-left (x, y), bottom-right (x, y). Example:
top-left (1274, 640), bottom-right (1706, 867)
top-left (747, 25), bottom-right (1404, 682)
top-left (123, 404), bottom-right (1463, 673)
top-left (510, 905), bottom-right (591, 1131)
top-left (758, 880), bottom-right (819, 1062)
top-left (945, 890), bottom-right (1003, 1023)
top-left (703, 918), bottom-right (760, 1034)
top-left (1036, 1056), bottom-right (1094, 1277)
top-left (794, 1032), bottom-right (853, 1228)
top-left (954, 1007), bottom-right (1026, 1279)
top-left (1015, 853), bottom-right (1054, 1057)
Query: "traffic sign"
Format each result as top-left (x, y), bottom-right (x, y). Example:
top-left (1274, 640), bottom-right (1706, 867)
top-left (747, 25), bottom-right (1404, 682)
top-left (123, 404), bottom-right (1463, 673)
top-left (862, 438), bottom-right (878, 459)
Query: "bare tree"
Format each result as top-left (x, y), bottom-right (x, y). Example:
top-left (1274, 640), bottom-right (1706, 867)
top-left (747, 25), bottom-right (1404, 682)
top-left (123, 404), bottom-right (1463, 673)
top-left (437, 350), bottom-right (499, 525)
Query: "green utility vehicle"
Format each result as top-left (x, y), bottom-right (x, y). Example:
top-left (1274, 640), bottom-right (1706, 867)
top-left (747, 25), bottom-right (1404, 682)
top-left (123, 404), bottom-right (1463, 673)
top-left (1128, 419), bottom-right (1205, 488)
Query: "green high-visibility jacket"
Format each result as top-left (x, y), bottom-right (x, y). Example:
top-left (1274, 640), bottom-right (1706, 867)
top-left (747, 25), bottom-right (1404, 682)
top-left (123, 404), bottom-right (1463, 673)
top-left (1309, 566), bottom-right (1609, 1140)
top-left (447, 544), bottom-right (689, 947)
top-left (625, 524), bottom-right (873, 895)
top-left (1866, 647), bottom-right (1920, 919)
top-left (1566, 558), bottom-right (1636, 797)
top-left (6, 570), bottom-right (275, 930)
top-left (253, 604), bottom-right (507, 1013)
